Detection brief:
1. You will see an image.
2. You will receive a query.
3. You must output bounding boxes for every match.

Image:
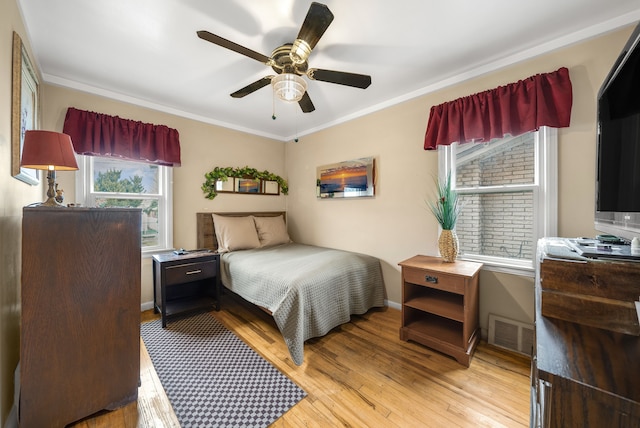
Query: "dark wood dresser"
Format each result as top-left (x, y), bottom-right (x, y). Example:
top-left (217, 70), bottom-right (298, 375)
top-left (20, 207), bottom-right (141, 427)
top-left (531, 238), bottom-right (640, 427)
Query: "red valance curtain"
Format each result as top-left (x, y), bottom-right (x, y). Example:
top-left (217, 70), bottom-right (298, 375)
top-left (62, 107), bottom-right (181, 166)
top-left (424, 67), bottom-right (573, 150)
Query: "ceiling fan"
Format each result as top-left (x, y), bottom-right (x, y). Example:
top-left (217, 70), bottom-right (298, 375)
top-left (197, 2), bottom-right (372, 113)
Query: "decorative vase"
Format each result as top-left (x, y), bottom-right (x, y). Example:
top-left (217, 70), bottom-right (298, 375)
top-left (438, 229), bottom-right (459, 262)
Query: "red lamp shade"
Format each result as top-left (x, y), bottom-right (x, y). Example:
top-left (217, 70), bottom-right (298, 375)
top-left (20, 130), bottom-right (78, 171)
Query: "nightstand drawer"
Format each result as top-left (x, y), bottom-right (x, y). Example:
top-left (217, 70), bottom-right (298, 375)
top-left (403, 268), bottom-right (465, 294)
top-left (165, 260), bottom-right (216, 286)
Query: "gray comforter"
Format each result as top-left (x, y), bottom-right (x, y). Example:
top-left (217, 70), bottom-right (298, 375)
top-left (220, 243), bottom-right (385, 365)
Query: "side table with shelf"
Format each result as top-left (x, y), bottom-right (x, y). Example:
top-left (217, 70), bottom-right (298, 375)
top-left (399, 255), bottom-right (483, 366)
top-left (152, 251), bottom-right (221, 327)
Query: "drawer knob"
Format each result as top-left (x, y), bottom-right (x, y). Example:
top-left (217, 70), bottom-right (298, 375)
top-left (186, 269), bottom-right (202, 275)
top-left (425, 275), bottom-right (438, 283)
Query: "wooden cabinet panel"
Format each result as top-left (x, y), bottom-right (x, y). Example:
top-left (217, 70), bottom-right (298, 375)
top-left (539, 373), bottom-right (640, 428)
top-left (531, 239), bottom-right (640, 427)
top-left (20, 207), bottom-right (141, 428)
top-left (540, 257), bottom-right (640, 335)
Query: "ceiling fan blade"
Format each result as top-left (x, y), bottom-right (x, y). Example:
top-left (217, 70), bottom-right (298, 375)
top-left (230, 76), bottom-right (273, 98)
top-left (298, 92), bottom-right (315, 113)
top-left (308, 69), bottom-right (372, 89)
top-left (197, 30), bottom-right (271, 64)
top-left (296, 2), bottom-right (334, 52)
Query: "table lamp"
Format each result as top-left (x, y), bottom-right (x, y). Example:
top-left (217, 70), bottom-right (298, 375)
top-left (20, 130), bottom-right (79, 207)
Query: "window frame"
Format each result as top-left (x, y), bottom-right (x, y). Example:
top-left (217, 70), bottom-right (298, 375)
top-left (438, 127), bottom-right (557, 276)
top-left (75, 155), bottom-right (173, 256)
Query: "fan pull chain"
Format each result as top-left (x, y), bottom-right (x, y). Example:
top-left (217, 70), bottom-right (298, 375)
top-left (272, 91), bottom-right (277, 120)
top-left (294, 107), bottom-right (299, 143)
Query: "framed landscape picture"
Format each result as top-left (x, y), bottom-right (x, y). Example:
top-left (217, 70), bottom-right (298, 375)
top-left (317, 157), bottom-right (375, 199)
top-left (11, 31), bottom-right (40, 185)
top-left (235, 177), bottom-right (260, 193)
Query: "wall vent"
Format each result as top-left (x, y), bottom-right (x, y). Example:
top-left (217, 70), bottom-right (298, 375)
top-left (488, 314), bottom-right (534, 356)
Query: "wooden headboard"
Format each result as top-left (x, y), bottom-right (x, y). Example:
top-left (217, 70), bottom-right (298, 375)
top-left (196, 211), bottom-right (287, 252)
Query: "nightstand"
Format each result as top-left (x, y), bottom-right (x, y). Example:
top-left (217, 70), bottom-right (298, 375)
top-left (152, 251), bottom-right (221, 327)
top-left (398, 255), bottom-right (482, 366)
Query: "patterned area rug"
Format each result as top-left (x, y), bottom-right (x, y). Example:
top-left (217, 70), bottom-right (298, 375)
top-left (141, 313), bottom-right (306, 427)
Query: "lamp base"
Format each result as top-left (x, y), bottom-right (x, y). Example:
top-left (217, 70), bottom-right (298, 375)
top-left (35, 170), bottom-right (65, 207)
top-left (38, 196), bottom-right (65, 207)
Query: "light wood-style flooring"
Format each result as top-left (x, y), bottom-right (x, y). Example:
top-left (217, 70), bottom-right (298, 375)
top-left (71, 292), bottom-right (531, 427)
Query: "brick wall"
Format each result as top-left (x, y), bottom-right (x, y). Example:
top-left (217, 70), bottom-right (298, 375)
top-left (455, 134), bottom-right (535, 259)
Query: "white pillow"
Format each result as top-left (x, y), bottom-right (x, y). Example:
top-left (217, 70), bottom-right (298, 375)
top-left (253, 215), bottom-right (291, 247)
top-left (212, 214), bottom-right (261, 253)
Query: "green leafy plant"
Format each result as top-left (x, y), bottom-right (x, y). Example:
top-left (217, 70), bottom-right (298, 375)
top-left (202, 166), bottom-right (288, 199)
top-left (427, 172), bottom-right (460, 230)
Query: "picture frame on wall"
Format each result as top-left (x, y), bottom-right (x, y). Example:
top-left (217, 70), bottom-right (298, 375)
top-left (11, 31), bottom-right (40, 186)
top-left (317, 157), bottom-right (375, 199)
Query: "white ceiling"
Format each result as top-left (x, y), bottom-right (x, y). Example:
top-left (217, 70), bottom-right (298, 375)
top-left (18, 0), bottom-right (640, 142)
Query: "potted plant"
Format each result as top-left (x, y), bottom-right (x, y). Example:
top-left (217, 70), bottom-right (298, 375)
top-left (427, 172), bottom-right (461, 262)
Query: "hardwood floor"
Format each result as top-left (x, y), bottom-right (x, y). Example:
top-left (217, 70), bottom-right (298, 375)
top-left (71, 293), bottom-right (532, 427)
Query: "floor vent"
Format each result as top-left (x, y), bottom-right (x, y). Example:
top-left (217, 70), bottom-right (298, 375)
top-left (488, 314), bottom-right (534, 356)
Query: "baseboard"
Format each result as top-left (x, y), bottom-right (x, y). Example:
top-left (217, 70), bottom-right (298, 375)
top-left (4, 405), bottom-right (17, 428)
top-left (141, 301), bottom-right (154, 311)
top-left (385, 299), bottom-right (401, 311)
top-left (5, 363), bottom-right (19, 428)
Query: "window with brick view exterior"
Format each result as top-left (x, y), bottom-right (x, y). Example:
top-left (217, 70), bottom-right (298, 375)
top-left (455, 132), bottom-right (536, 260)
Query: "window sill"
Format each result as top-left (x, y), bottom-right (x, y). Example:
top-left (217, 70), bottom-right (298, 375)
top-left (458, 254), bottom-right (535, 278)
top-left (142, 247), bottom-right (173, 259)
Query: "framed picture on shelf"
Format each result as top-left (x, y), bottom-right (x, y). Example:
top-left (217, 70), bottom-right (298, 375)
top-left (235, 178), bottom-right (260, 193)
top-left (215, 179), bottom-right (235, 193)
top-left (317, 157), bottom-right (375, 199)
top-left (263, 180), bottom-right (280, 195)
top-left (11, 31), bottom-right (40, 185)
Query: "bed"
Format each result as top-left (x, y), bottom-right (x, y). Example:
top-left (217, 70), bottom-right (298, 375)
top-left (196, 212), bottom-right (385, 365)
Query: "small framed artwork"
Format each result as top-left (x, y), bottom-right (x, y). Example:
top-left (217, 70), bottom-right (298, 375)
top-left (11, 31), bottom-right (40, 185)
top-left (262, 180), bottom-right (280, 195)
top-left (317, 156), bottom-right (375, 199)
top-left (215, 179), bottom-right (235, 193)
top-left (235, 178), bottom-right (260, 193)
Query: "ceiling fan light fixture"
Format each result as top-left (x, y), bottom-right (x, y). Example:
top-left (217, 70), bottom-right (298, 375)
top-left (290, 38), bottom-right (312, 65)
top-left (272, 73), bottom-right (307, 102)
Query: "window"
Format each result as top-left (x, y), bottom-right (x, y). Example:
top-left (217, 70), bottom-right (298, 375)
top-left (438, 127), bottom-right (557, 274)
top-left (76, 156), bottom-right (173, 255)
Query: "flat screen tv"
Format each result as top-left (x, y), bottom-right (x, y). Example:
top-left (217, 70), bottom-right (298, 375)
top-left (595, 22), bottom-right (640, 242)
